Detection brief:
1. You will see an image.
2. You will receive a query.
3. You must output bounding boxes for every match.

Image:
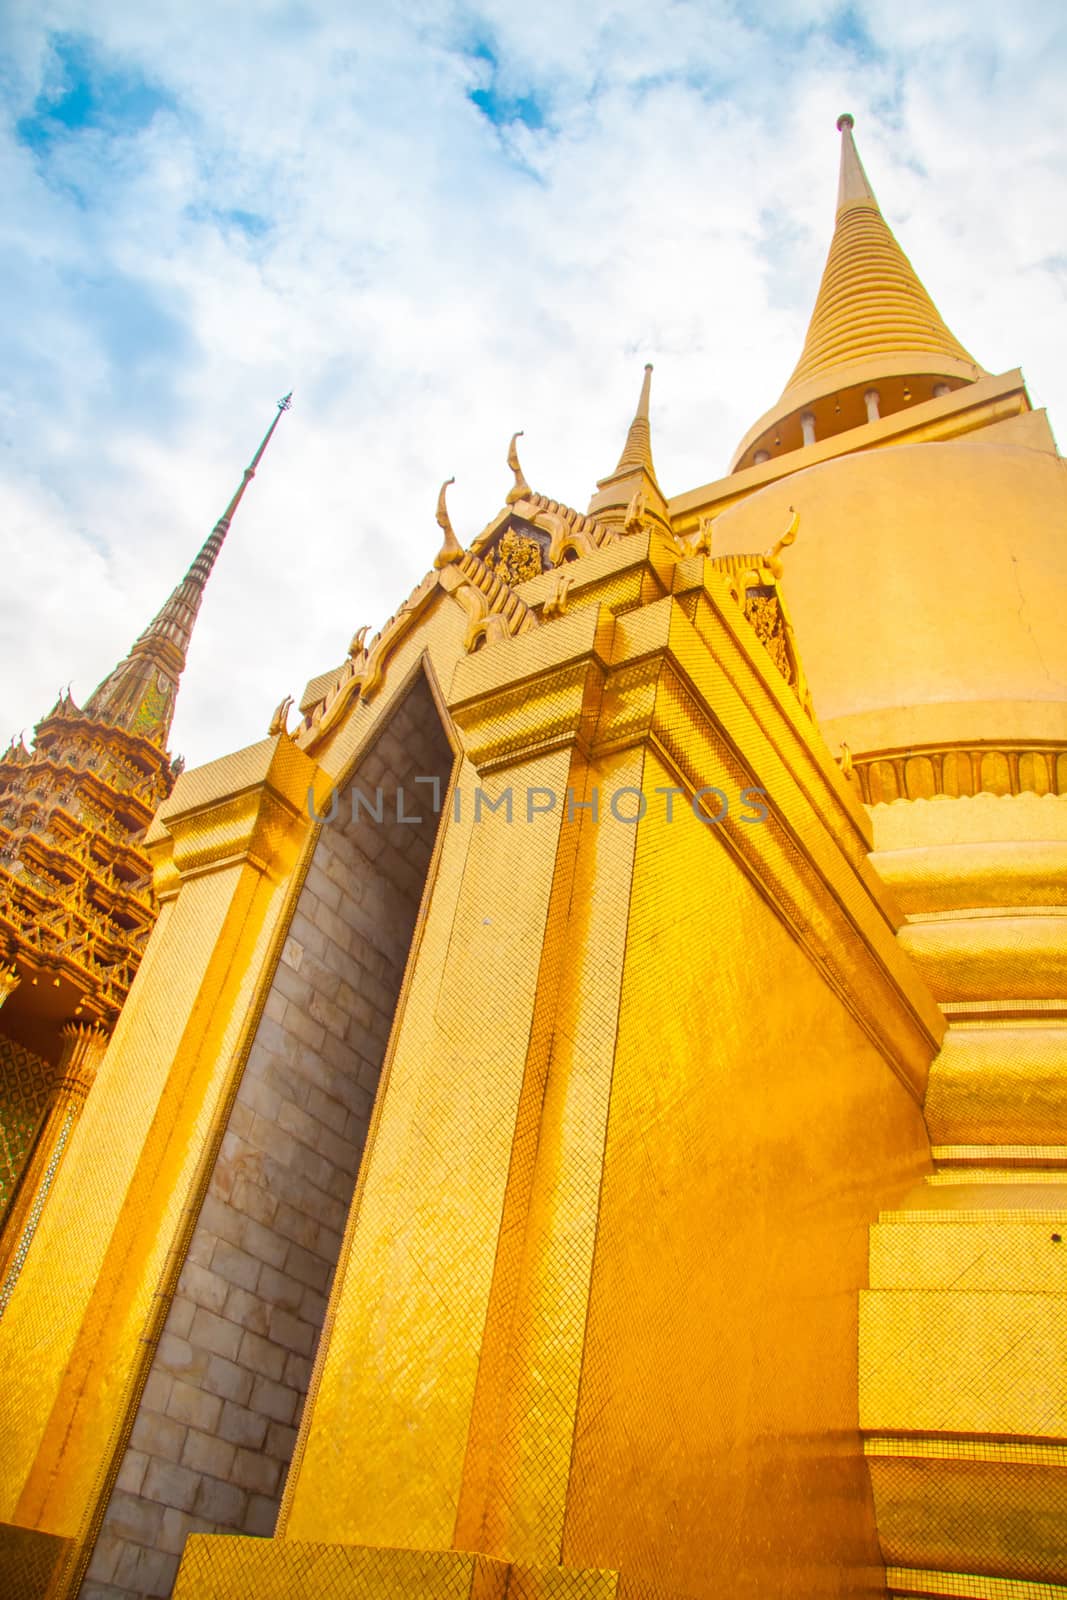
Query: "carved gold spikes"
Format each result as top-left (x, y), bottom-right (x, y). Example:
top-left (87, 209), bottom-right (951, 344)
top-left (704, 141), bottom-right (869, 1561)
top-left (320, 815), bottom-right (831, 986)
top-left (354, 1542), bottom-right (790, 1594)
top-left (542, 570), bottom-right (573, 620)
top-left (433, 477), bottom-right (464, 569)
top-left (454, 582), bottom-right (513, 654)
top-left (452, 580), bottom-right (492, 652)
top-left (298, 567), bottom-right (441, 749)
top-left (838, 741), bottom-right (854, 780)
top-left (623, 486), bottom-right (646, 537)
top-left (0, 964), bottom-right (19, 1010)
top-left (348, 624), bottom-right (370, 658)
top-left (665, 515), bottom-right (715, 559)
top-left (267, 695), bottom-right (293, 738)
top-left (764, 505), bottom-right (800, 579)
top-left (506, 431), bottom-right (532, 505)
top-left (533, 507), bottom-right (597, 567)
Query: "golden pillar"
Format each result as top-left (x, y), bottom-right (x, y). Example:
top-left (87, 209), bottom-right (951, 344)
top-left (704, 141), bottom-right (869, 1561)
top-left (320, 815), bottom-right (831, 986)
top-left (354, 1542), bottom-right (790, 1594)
top-left (0, 1022), bottom-right (109, 1313)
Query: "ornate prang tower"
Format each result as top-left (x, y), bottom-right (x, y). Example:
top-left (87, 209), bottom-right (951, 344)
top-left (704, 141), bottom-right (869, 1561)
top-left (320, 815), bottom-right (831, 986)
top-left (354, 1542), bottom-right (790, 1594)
top-left (0, 396), bottom-right (290, 1312)
top-left (0, 120), bottom-right (1064, 1600)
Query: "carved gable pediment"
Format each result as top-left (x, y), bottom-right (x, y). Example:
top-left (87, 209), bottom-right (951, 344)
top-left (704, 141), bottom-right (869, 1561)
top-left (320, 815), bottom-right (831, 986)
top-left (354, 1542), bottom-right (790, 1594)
top-left (471, 495), bottom-right (609, 579)
top-left (480, 515), bottom-right (550, 585)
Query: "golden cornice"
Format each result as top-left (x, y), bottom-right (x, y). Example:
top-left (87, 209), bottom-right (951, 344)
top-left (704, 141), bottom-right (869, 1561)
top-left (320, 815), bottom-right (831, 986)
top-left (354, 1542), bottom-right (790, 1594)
top-left (447, 605), bottom-right (616, 772)
top-left (147, 734), bottom-right (318, 892)
top-left (672, 369), bottom-right (1030, 534)
top-left (680, 566), bottom-right (873, 864)
top-left (446, 576), bottom-right (940, 1092)
top-left (446, 535), bottom-right (860, 849)
top-left (165, 788), bottom-right (305, 884)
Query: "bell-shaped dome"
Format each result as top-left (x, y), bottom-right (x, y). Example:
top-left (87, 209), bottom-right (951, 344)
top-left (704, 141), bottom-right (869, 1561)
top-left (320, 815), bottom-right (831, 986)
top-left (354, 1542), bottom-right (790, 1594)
top-left (731, 116), bottom-right (986, 473)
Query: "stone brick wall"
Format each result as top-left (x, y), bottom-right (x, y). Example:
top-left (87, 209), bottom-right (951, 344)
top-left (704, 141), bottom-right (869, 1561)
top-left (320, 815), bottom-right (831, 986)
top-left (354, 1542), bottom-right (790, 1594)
top-left (83, 674), bottom-right (452, 1598)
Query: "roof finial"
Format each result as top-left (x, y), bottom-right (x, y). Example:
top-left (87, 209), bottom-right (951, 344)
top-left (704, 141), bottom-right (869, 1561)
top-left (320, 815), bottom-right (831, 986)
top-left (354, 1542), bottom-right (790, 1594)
top-left (433, 477), bottom-right (463, 568)
top-left (218, 391), bottom-right (293, 525)
top-left (612, 363), bottom-right (657, 477)
top-left (835, 112), bottom-right (877, 212)
top-left (588, 362), bottom-right (669, 526)
top-left (82, 394), bottom-right (292, 747)
top-left (506, 432), bottom-right (532, 505)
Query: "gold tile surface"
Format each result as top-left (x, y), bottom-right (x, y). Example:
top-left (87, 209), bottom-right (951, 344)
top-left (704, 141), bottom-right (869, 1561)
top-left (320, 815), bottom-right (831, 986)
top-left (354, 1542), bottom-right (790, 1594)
top-left (283, 748), bottom-right (576, 1549)
top-left (860, 1290), bottom-right (1067, 1436)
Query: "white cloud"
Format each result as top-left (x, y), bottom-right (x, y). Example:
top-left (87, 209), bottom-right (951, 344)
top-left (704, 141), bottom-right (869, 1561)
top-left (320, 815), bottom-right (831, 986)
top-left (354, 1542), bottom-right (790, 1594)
top-left (2, 1), bottom-right (1065, 768)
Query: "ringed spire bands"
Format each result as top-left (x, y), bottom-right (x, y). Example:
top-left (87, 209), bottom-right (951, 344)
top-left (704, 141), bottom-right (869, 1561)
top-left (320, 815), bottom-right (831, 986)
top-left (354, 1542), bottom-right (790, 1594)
top-left (587, 363), bottom-right (669, 531)
top-left (731, 117), bottom-right (986, 472)
top-left (613, 363), bottom-right (657, 479)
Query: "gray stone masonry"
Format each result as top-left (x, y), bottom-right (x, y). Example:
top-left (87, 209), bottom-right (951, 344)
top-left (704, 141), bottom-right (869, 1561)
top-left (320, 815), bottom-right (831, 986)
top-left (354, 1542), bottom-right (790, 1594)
top-left (83, 674), bottom-right (453, 1599)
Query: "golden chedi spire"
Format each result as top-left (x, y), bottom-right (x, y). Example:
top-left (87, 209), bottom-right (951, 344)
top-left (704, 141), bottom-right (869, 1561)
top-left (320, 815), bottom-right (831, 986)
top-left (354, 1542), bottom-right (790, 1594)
top-left (85, 393), bottom-right (292, 747)
top-left (731, 116), bottom-right (986, 471)
top-left (613, 362), bottom-right (657, 477)
top-left (0, 395), bottom-right (291, 1062)
top-left (588, 363), bottom-right (670, 531)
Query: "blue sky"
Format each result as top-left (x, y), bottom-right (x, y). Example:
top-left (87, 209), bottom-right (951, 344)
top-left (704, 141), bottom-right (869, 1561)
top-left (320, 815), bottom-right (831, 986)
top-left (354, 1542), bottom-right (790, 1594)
top-left (2, 0), bottom-right (1066, 767)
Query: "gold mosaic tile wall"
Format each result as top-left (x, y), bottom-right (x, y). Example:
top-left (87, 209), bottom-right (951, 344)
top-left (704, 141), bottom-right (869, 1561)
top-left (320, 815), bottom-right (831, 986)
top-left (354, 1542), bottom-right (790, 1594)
top-left (0, 1036), bottom-right (52, 1223)
top-left (84, 676), bottom-right (453, 1598)
top-left (562, 747), bottom-right (931, 1597)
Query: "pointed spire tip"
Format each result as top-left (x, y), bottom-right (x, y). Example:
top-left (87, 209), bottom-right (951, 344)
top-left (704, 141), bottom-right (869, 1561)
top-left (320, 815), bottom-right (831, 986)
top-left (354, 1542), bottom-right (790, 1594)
top-left (605, 363), bottom-right (657, 481)
top-left (82, 395), bottom-right (289, 748)
top-left (836, 110), bottom-right (876, 211)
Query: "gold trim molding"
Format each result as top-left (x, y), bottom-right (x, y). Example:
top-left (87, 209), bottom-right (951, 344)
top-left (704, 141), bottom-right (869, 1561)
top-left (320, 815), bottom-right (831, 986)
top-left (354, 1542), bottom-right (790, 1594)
top-left (854, 741), bottom-right (1067, 805)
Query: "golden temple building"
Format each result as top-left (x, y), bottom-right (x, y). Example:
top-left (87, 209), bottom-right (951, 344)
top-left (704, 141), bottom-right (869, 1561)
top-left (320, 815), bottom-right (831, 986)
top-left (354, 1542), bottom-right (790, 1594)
top-left (0, 115), bottom-right (1064, 1600)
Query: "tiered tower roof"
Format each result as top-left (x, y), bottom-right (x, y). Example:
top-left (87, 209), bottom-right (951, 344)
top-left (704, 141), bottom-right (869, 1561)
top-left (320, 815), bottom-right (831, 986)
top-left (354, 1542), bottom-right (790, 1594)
top-left (0, 397), bottom-right (290, 1060)
top-left (731, 115), bottom-right (985, 471)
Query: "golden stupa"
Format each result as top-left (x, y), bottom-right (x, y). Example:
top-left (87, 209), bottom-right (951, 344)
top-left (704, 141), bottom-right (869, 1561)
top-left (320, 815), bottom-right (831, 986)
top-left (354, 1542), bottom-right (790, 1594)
top-left (0, 118), bottom-right (1063, 1600)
